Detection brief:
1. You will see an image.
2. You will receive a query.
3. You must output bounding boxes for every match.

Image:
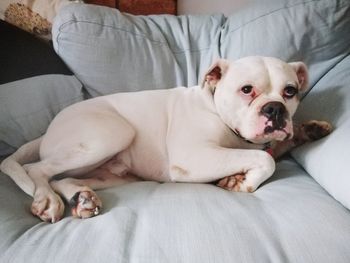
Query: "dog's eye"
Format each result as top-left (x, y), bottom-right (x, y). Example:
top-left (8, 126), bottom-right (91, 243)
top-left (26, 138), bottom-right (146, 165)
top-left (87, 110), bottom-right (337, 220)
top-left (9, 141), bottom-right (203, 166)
top-left (283, 85), bottom-right (298, 98)
top-left (241, 85), bottom-right (254, 95)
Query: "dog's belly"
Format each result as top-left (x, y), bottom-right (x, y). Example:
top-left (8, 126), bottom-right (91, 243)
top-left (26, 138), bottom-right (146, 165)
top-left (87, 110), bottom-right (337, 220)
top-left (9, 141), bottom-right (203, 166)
top-left (115, 147), bottom-right (170, 182)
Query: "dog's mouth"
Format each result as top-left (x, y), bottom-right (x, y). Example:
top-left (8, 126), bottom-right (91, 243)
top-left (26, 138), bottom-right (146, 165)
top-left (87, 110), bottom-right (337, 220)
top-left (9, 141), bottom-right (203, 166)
top-left (233, 129), bottom-right (290, 145)
top-left (263, 119), bottom-right (291, 139)
top-left (258, 101), bottom-right (292, 142)
top-left (231, 101), bottom-right (293, 144)
top-left (233, 120), bottom-right (292, 145)
top-left (263, 126), bottom-right (292, 140)
top-left (263, 119), bottom-right (286, 133)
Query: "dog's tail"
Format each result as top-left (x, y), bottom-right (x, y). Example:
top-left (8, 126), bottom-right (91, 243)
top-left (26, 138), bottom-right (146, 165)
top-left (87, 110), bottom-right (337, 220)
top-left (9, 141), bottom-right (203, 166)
top-left (0, 137), bottom-right (42, 197)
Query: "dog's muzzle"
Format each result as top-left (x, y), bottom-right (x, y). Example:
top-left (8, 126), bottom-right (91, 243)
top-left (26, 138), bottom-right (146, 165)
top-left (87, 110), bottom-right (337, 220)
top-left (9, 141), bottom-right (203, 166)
top-left (261, 102), bottom-right (288, 133)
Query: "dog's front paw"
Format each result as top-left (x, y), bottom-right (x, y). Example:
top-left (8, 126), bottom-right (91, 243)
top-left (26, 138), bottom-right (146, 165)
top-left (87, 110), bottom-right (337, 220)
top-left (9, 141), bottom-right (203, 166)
top-left (301, 120), bottom-right (332, 141)
top-left (70, 190), bottom-right (102, 219)
top-left (217, 174), bottom-right (254, 192)
top-left (31, 191), bottom-right (65, 223)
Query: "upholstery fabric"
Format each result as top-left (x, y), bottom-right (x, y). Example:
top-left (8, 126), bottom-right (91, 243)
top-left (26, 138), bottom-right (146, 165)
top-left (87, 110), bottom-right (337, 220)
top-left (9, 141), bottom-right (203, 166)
top-left (1, 159), bottom-right (350, 262)
top-left (53, 4), bottom-right (225, 96)
top-left (292, 55), bottom-right (350, 209)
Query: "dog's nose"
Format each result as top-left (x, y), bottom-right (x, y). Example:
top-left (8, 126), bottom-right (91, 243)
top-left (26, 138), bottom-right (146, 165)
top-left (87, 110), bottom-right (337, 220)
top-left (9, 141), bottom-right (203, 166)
top-left (261, 102), bottom-right (287, 120)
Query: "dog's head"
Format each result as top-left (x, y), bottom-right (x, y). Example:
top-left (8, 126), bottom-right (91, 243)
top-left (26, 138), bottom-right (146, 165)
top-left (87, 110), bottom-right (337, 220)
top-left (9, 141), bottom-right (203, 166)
top-left (202, 56), bottom-right (309, 144)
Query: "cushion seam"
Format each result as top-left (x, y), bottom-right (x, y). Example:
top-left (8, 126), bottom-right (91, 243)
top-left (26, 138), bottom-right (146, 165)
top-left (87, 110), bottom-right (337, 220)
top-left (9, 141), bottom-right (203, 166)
top-left (57, 19), bottom-right (167, 45)
top-left (56, 18), bottom-right (220, 54)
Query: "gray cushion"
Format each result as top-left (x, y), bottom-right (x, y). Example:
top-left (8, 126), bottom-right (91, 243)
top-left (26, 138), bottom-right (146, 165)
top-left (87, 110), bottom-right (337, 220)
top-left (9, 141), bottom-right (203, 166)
top-left (53, 4), bottom-right (225, 96)
top-left (1, 159), bottom-right (350, 262)
top-left (221, 0), bottom-right (350, 88)
top-left (292, 55), bottom-right (350, 209)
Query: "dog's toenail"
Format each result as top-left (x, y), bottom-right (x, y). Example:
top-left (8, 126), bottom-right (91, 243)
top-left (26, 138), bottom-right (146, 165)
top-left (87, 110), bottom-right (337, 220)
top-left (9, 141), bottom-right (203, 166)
top-left (94, 207), bottom-right (100, 215)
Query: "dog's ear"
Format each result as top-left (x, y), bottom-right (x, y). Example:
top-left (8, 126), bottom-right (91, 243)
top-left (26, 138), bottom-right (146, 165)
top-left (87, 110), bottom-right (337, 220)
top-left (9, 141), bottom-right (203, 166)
top-left (288, 61), bottom-right (309, 93)
top-left (202, 59), bottom-right (230, 93)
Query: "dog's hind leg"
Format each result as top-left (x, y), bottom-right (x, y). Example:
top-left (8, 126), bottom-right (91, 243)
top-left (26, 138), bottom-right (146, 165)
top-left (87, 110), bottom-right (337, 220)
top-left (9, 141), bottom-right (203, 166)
top-left (23, 162), bottom-right (66, 223)
top-left (24, 109), bottom-right (136, 222)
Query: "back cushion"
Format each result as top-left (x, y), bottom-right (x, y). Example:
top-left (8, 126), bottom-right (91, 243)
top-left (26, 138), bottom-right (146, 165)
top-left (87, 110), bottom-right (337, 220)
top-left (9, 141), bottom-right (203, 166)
top-left (52, 4), bottom-right (225, 96)
top-left (221, 0), bottom-right (350, 88)
top-left (291, 55), bottom-right (350, 209)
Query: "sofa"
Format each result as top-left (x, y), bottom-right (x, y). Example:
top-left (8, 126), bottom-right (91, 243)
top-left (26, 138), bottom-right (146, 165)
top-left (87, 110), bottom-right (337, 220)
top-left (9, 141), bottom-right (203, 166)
top-left (0, 0), bottom-right (350, 262)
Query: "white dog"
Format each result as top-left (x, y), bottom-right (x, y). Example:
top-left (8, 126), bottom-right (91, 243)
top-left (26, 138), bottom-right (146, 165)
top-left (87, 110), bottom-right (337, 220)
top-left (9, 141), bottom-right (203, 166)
top-left (1, 56), bottom-right (331, 223)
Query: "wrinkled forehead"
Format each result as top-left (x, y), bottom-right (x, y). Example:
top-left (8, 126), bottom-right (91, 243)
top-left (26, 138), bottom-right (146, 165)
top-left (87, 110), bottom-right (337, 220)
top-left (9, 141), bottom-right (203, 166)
top-left (225, 57), bottom-right (298, 85)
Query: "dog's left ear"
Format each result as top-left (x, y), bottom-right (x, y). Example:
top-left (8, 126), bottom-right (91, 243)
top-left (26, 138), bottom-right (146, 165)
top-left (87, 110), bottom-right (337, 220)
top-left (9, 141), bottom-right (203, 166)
top-left (201, 59), bottom-right (230, 93)
top-left (288, 61), bottom-right (309, 93)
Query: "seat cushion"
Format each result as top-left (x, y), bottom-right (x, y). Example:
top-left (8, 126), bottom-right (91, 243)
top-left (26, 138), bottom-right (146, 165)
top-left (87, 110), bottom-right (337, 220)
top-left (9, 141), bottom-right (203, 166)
top-left (1, 159), bottom-right (350, 262)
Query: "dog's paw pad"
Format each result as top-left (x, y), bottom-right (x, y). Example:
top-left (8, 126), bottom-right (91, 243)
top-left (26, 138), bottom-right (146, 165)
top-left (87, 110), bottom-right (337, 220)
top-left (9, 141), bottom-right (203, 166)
top-left (217, 174), bottom-right (246, 191)
top-left (302, 120), bottom-right (332, 141)
top-left (70, 191), bottom-right (102, 219)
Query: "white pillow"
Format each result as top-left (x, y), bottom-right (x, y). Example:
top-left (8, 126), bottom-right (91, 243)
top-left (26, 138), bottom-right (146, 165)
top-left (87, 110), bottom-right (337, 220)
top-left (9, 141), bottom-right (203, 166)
top-left (292, 55), bottom-right (350, 209)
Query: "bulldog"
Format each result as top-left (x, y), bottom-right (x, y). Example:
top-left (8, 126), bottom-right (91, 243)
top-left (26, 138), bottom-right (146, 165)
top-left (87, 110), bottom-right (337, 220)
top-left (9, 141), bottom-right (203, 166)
top-left (1, 56), bottom-right (331, 223)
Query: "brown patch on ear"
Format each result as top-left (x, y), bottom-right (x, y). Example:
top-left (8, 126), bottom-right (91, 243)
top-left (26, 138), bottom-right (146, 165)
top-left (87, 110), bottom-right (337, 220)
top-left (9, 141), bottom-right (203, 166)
top-left (202, 59), bottom-right (230, 93)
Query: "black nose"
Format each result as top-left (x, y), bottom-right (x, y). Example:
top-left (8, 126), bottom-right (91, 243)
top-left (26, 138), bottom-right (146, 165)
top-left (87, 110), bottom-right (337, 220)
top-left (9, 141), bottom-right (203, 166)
top-left (261, 102), bottom-right (287, 121)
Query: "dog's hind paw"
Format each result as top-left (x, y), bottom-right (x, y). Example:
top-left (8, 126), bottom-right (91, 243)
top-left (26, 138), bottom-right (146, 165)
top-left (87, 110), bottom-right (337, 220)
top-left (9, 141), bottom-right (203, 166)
top-left (70, 190), bottom-right (102, 219)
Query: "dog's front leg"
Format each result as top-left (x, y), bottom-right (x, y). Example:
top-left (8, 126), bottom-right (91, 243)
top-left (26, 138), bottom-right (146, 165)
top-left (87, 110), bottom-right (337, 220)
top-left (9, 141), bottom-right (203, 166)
top-left (169, 147), bottom-right (275, 192)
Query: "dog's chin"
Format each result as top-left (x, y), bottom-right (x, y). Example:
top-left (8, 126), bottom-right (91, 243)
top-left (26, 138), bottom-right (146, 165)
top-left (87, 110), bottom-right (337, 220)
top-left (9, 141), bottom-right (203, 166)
top-left (232, 118), bottom-right (293, 144)
top-left (249, 129), bottom-right (292, 144)
top-left (239, 127), bottom-right (292, 144)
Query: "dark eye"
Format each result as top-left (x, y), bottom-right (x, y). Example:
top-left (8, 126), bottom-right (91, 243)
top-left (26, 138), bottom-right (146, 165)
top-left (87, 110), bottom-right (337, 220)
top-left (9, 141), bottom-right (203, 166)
top-left (241, 85), bottom-right (253, 95)
top-left (283, 85), bottom-right (298, 98)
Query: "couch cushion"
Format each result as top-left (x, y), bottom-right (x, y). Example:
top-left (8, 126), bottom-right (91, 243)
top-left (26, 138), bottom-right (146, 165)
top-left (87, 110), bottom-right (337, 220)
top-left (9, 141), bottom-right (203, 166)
top-left (0, 20), bottom-right (84, 156)
top-left (52, 4), bottom-right (225, 96)
top-left (221, 0), bottom-right (350, 89)
top-left (1, 159), bottom-right (350, 262)
top-left (292, 55), bottom-right (350, 209)
top-left (53, 0), bottom-right (350, 96)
